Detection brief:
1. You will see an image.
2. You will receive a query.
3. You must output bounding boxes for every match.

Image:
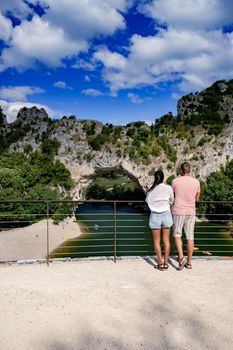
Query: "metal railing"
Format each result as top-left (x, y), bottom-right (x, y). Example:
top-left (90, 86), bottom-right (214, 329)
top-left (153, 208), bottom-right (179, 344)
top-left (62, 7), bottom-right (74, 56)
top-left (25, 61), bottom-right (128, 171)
top-left (0, 200), bottom-right (232, 264)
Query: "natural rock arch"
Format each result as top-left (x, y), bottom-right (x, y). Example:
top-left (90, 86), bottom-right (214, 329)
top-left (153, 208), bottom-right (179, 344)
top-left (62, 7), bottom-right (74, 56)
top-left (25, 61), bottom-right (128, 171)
top-left (68, 161), bottom-right (149, 200)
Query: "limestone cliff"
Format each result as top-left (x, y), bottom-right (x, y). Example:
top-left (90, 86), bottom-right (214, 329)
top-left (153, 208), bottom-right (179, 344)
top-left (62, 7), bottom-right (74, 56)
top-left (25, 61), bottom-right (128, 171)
top-left (1, 80), bottom-right (233, 199)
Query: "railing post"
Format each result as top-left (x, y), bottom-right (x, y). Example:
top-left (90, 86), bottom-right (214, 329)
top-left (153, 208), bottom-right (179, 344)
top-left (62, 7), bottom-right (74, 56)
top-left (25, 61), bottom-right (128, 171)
top-left (114, 201), bottom-right (117, 263)
top-left (46, 201), bottom-right (49, 266)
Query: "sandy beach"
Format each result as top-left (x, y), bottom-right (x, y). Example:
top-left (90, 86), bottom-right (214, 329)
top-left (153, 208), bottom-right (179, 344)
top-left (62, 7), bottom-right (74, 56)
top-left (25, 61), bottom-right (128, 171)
top-left (0, 259), bottom-right (232, 350)
top-left (0, 218), bottom-right (82, 261)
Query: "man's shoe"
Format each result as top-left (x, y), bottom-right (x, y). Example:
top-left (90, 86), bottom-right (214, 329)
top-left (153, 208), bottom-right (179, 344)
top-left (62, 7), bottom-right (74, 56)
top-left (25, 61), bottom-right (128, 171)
top-left (177, 257), bottom-right (187, 271)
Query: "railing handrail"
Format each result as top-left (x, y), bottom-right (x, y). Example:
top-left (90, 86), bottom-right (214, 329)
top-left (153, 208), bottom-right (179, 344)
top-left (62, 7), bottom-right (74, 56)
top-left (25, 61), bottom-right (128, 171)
top-left (0, 199), bottom-right (232, 263)
top-left (0, 200), bottom-right (233, 204)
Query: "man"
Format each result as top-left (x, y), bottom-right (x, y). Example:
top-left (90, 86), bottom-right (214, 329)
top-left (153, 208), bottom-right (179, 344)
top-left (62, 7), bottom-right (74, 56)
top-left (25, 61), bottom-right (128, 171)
top-left (172, 162), bottom-right (200, 270)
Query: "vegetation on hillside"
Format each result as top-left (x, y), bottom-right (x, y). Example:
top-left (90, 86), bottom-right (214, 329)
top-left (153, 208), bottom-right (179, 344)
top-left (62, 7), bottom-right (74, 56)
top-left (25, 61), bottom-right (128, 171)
top-left (0, 151), bottom-right (74, 226)
top-left (199, 160), bottom-right (233, 219)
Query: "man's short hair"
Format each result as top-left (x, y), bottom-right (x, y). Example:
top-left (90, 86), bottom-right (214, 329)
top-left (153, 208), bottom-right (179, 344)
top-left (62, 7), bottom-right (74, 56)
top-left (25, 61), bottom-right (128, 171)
top-left (180, 161), bottom-right (191, 173)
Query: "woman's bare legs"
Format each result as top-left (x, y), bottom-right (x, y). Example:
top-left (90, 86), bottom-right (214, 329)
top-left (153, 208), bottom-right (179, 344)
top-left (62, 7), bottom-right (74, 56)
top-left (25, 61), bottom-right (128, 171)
top-left (151, 229), bottom-right (163, 265)
top-left (162, 228), bottom-right (170, 265)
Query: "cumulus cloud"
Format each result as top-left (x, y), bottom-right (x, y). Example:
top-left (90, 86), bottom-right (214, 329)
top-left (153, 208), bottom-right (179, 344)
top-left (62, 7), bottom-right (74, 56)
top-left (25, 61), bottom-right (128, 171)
top-left (0, 11), bottom-right (13, 41)
top-left (72, 58), bottom-right (97, 71)
top-left (0, 0), bottom-right (131, 72)
top-left (53, 81), bottom-right (72, 89)
top-left (139, 0), bottom-right (233, 30)
top-left (127, 93), bottom-right (143, 104)
top-left (94, 47), bottom-right (127, 69)
top-left (82, 89), bottom-right (104, 97)
top-left (0, 85), bottom-right (44, 102)
top-left (0, 15), bottom-right (87, 71)
top-left (0, 0), bottom-right (33, 19)
top-left (37, 0), bottom-right (128, 40)
top-left (95, 25), bottom-right (233, 93)
top-left (0, 100), bottom-right (59, 123)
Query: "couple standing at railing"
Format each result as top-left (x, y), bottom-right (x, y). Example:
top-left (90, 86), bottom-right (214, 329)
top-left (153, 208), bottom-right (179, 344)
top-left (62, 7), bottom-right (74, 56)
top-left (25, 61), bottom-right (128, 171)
top-left (146, 161), bottom-right (200, 271)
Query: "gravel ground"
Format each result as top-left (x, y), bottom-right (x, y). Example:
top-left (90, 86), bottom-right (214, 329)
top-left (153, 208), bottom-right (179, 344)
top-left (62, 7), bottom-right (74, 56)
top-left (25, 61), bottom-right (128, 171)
top-left (0, 259), bottom-right (232, 350)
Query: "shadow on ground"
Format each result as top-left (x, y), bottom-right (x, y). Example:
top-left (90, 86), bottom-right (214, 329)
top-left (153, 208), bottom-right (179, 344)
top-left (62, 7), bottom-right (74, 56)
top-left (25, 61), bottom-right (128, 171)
top-left (45, 278), bottom-right (228, 350)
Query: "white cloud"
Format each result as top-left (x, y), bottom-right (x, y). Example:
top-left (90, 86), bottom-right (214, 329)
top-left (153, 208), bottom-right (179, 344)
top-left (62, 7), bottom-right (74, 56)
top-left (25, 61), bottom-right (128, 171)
top-left (127, 93), bottom-right (143, 104)
top-left (34, 0), bottom-right (128, 40)
top-left (0, 11), bottom-right (13, 41)
top-left (139, 0), bottom-right (233, 30)
top-left (0, 0), bottom-right (131, 72)
top-left (85, 75), bottom-right (91, 82)
top-left (53, 81), bottom-right (72, 89)
top-left (72, 58), bottom-right (97, 71)
top-left (0, 15), bottom-right (87, 71)
top-left (0, 86), bottom-right (44, 102)
top-left (94, 47), bottom-right (127, 69)
top-left (81, 89), bottom-right (104, 97)
top-left (0, 100), bottom-right (59, 123)
top-left (0, 0), bottom-right (33, 19)
top-left (95, 28), bottom-right (233, 93)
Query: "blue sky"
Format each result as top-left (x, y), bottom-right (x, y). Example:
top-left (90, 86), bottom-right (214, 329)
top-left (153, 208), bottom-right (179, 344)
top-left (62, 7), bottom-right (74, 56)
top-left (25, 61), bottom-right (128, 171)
top-left (1, 0), bottom-right (233, 124)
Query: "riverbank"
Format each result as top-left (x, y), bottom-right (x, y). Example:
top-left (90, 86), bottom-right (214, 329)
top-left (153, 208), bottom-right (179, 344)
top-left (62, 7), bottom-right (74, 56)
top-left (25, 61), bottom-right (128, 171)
top-left (0, 218), bottom-right (82, 261)
top-left (0, 259), bottom-right (232, 350)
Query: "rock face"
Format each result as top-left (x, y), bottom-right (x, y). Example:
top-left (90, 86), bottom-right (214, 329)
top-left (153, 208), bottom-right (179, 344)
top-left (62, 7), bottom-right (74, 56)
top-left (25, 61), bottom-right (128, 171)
top-left (1, 80), bottom-right (233, 199)
top-left (15, 106), bottom-right (49, 134)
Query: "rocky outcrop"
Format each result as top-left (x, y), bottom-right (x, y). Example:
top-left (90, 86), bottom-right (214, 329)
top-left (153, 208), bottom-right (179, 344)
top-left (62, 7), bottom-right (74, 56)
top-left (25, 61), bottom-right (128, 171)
top-left (15, 106), bottom-right (50, 134)
top-left (2, 80), bottom-right (233, 199)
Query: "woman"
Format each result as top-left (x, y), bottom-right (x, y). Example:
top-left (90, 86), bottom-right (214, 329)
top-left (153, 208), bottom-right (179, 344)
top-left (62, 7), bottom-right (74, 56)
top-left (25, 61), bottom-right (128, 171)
top-left (146, 170), bottom-right (174, 270)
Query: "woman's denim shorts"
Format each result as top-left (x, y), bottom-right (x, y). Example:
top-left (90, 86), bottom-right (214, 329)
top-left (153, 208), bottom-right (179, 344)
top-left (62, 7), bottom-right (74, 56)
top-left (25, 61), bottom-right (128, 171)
top-left (149, 210), bottom-right (173, 229)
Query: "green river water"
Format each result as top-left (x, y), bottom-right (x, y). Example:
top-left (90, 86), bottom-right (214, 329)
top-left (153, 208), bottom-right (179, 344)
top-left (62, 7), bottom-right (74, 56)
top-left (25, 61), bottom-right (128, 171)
top-left (50, 203), bottom-right (233, 258)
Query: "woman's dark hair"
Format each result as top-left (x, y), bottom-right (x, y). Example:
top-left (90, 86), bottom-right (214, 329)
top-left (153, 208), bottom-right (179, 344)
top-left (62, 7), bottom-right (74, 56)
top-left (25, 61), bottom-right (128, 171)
top-left (147, 170), bottom-right (164, 192)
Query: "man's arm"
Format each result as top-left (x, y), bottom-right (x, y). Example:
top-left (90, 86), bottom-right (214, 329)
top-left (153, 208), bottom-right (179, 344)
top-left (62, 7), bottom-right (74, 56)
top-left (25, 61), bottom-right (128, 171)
top-left (195, 181), bottom-right (201, 202)
top-left (195, 191), bottom-right (200, 202)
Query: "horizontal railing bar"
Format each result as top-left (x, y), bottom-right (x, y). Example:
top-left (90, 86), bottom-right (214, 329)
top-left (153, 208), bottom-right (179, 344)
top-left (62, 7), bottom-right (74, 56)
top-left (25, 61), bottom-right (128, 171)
top-left (51, 251), bottom-right (114, 255)
top-left (197, 214), bottom-right (233, 216)
top-left (78, 225), bottom-right (114, 229)
top-left (116, 251), bottom-right (155, 253)
top-left (199, 220), bottom-right (232, 222)
top-left (75, 232), bottom-right (113, 235)
top-left (194, 226), bottom-right (230, 228)
top-left (116, 244), bottom-right (150, 247)
top-left (189, 245), bottom-right (233, 247)
top-left (189, 232), bottom-right (230, 234)
top-left (0, 200), bottom-right (233, 204)
top-left (193, 238), bottom-right (233, 240)
top-left (116, 226), bottom-right (148, 228)
top-left (55, 245), bottom-right (114, 249)
top-left (64, 238), bottom-right (114, 242)
top-left (78, 220), bottom-right (114, 222)
top-left (116, 232), bottom-right (149, 234)
top-left (115, 232), bottom-right (228, 235)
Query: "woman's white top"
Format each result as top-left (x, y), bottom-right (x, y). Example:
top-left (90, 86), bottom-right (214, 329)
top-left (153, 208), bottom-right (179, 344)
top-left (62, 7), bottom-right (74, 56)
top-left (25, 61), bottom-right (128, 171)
top-left (146, 183), bottom-right (174, 213)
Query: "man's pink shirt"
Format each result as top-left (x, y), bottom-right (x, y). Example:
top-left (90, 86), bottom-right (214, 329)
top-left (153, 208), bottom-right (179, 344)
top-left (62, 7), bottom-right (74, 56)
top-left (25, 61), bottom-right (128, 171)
top-left (172, 176), bottom-right (200, 215)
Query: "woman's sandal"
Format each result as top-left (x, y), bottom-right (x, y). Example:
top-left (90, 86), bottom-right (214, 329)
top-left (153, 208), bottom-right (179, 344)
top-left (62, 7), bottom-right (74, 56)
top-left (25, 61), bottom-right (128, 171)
top-left (185, 263), bottom-right (192, 269)
top-left (155, 263), bottom-right (165, 271)
top-left (163, 264), bottom-right (169, 269)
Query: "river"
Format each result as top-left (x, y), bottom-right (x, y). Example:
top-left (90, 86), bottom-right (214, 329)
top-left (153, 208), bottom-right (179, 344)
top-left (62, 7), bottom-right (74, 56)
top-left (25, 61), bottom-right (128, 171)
top-left (50, 203), bottom-right (233, 258)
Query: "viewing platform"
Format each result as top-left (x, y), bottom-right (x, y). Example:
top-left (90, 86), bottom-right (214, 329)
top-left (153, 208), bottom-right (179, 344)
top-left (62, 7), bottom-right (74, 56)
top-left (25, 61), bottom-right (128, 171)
top-left (0, 258), bottom-right (232, 350)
